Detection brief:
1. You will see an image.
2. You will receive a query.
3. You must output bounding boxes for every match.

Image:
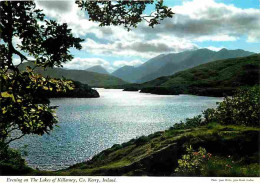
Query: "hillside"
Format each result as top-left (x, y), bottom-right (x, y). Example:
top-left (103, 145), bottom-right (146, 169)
top-left (18, 62), bottom-right (128, 87)
top-left (138, 54), bottom-right (260, 96)
top-left (86, 65), bottom-right (110, 75)
top-left (112, 49), bottom-right (254, 83)
top-left (112, 65), bottom-right (139, 83)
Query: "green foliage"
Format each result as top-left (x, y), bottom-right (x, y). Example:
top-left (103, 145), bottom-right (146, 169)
top-left (204, 86), bottom-right (260, 126)
top-left (0, 1), bottom-right (83, 146)
top-left (170, 86), bottom-right (260, 131)
top-left (0, 68), bottom-right (75, 144)
top-left (0, 1), bottom-right (83, 68)
top-left (175, 145), bottom-right (259, 177)
top-left (203, 108), bottom-right (218, 125)
top-left (0, 143), bottom-right (32, 175)
top-left (204, 156), bottom-right (259, 177)
top-left (76, 0), bottom-right (174, 30)
top-left (135, 136), bottom-right (149, 146)
top-left (170, 115), bottom-right (204, 130)
top-left (175, 146), bottom-right (212, 176)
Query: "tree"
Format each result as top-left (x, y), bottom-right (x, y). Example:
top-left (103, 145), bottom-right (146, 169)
top-left (0, 1), bottom-right (83, 146)
top-left (0, 1), bottom-right (173, 147)
top-left (76, 0), bottom-right (174, 30)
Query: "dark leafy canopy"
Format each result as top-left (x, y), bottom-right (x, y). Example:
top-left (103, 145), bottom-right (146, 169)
top-left (0, 1), bottom-right (82, 68)
top-left (0, 1), bottom-right (81, 145)
top-left (76, 0), bottom-right (174, 30)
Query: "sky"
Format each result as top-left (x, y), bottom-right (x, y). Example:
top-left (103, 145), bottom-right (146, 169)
top-left (30, 0), bottom-right (260, 72)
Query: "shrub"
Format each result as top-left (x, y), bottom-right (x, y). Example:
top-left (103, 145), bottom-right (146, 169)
top-left (0, 144), bottom-right (32, 175)
top-left (135, 136), bottom-right (149, 146)
top-left (175, 146), bottom-right (212, 176)
top-left (170, 115), bottom-right (204, 130)
top-left (185, 115), bottom-right (204, 128)
top-left (204, 86), bottom-right (260, 126)
top-left (203, 108), bottom-right (218, 125)
top-left (111, 144), bottom-right (123, 151)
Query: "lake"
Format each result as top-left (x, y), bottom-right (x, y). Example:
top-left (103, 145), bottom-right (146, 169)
top-left (10, 89), bottom-right (223, 170)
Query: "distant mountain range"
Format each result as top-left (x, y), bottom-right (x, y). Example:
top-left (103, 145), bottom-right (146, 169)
top-left (18, 48), bottom-right (255, 88)
top-left (112, 48), bottom-right (255, 83)
top-left (18, 62), bottom-right (127, 87)
top-left (86, 65), bottom-right (110, 75)
top-left (137, 54), bottom-right (260, 96)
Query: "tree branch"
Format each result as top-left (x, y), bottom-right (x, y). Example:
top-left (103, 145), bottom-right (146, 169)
top-left (7, 126), bottom-right (19, 134)
top-left (5, 134), bottom-right (26, 145)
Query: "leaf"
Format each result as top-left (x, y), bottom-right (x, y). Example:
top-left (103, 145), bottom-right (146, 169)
top-left (43, 86), bottom-right (49, 90)
top-left (26, 66), bottom-right (33, 72)
top-left (1, 91), bottom-right (13, 98)
top-left (2, 108), bottom-right (7, 114)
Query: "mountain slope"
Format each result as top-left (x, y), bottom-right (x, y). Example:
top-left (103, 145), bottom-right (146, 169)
top-left (86, 65), bottom-right (110, 75)
top-left (138, 54), bottom-right (260, 96)
top-left (112, 49), bottom-right (254, 83)
top-left (137, 48), bottom-right (255, 83)
top-left (112, 66), bottom-right (139, 83)
top-left (18, 62), bottom-right (128, 87)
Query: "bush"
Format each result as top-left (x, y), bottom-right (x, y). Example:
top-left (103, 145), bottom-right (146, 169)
top-left (174, 146), bottom-right (212, 176)
top-left (0, 144), bottom-right (32, 175)
top-left (170, 115), bottom-right (204, 130)
top-left (204, 86), bottom-right (260, 126)
top-left (185, 115), bottom-right (204, 128)
top-left (135, 136), bottom-right (149, 146)
top-left (111, 144), bottom-right (123, 151)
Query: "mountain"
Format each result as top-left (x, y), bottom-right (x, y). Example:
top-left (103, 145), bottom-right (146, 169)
top-left (112, 49), bottom-right (255, 83)
top-left (86, 65), bottom-right (110, 75)
top-left (18, 62), bottom-right (128, 87)
top-left (112, 66), bottom-right (139, 83)
top-left (138, 54), bottom-right (260, 96)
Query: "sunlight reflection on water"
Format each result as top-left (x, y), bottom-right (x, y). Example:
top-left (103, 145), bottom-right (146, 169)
top-left (10, 89), bottom-right (222, 170)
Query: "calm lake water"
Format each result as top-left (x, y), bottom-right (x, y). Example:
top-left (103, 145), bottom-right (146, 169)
top-left (10, 89), bottom-right (222, 170)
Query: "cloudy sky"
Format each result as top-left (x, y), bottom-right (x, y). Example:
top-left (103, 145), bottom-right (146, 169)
top-left (34, 0), bottom-right (260, 72)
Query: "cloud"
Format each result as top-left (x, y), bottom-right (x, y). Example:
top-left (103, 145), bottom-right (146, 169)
top-left (36, 1), bottom-right (73, 13)
top-left (35, 0), bottom-right (100, 37)
top-left (34, 0), bottom-right (260, 68)
top-left (81, 37), bottom-right (198, 58)
top-left (205, 46), bottom-right (225, 51)
top-left (195, 35), bottom-right (237, 42)
top-left (12, 57), bottom-right (22, 65)
top-left (138, 0), bottom-right (260, 42)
